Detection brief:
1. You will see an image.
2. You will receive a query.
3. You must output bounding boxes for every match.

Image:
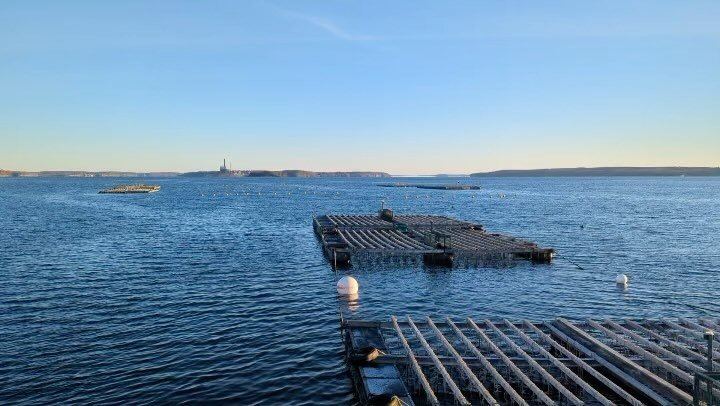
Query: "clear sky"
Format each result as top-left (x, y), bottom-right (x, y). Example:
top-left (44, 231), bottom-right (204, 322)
top-left (1, 1), bottom-right (719, 174)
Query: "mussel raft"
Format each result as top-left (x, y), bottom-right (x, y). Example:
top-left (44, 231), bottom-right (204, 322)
top-left (99, 184), bottom-right (161, 194)
top-left (344, 316), bottom-right (720, 405)
top-left (314, 209), bottom-right (554, 268)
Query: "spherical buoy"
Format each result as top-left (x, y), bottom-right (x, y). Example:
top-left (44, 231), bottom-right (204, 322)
top-left (616, 274), bottom-right (628, 285)
top-left (337, 276), bottom-right (359, 295)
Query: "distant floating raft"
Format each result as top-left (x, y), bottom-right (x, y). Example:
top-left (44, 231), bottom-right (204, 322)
top-left (344, 316), bottom-right (720, 405)
top-left (313, 211), bottom-right (554, 267)
top-left (99, 184), bottom-right (161, 194)
top-left (378, 183), bottom-right (480, 190)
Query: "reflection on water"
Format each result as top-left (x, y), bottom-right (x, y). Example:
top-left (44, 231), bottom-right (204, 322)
top-left (338, 292), bottom-right (361, 315)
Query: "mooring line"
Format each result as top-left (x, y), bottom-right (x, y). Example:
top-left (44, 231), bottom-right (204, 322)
top-left (668, 300), bottom-right (720, 315)
top-left (555, 254), bottom-right (585, 270)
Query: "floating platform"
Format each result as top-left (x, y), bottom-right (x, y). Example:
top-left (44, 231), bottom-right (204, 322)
top-left (99, 184), bottom-right (161, 194)
top-left (379, 183), bottom-right (481, 190)
top-left (313, 210), bottom-right (554, 267)
top-left (344, 316), bottom-right (720, 405)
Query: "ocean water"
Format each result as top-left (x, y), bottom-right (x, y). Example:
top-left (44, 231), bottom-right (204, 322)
top-left (1, 176), bottom-right (719, 404)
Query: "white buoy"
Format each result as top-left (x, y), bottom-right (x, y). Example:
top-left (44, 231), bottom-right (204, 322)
top-left (337, 276), bottom-right (359, 295)
top-left (616, 274), bottom-right (628, 285)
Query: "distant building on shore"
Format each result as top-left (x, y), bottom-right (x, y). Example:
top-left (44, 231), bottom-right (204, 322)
top-left (219, 159), bottom-right (231, 174)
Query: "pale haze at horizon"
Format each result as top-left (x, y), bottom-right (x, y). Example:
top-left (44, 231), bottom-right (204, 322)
top-left (1, 1), bottom-right (719, 174)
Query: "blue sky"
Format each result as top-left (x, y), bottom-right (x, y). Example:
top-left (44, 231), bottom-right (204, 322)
top-left (1, 1), bottom-right (719, 174)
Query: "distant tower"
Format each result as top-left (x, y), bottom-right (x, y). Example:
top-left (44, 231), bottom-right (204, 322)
top-left (220, 158), bottom-right (228, 173)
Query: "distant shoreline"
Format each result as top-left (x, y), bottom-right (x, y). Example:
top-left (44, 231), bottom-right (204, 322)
top-left (180, 170), bottom-right (390, 178)
top-left (470, 167), bottom-right (720, 177)
top-left (0, 169), bottom-right (390, 178)
top-left (2, 167), bottom-right (719, 178)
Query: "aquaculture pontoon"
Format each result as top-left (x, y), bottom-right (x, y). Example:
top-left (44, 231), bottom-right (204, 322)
top-left (344, 316), bottom-right (720, 405)
top-left (313, 209), bottom-right (554, 267)
top-left (378, 183), bottom-right (481, 190)
top-left (99, 184), bottom-right (161, 194)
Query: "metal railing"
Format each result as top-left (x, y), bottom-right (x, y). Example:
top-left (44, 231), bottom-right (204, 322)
top-left (693, 371), bottom-right (720, 406)
top-left (693, 330), bottom-right (717, 405)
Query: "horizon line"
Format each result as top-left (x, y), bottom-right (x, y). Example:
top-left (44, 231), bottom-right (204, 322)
top-left (3, 165), bottom-right (720, 177)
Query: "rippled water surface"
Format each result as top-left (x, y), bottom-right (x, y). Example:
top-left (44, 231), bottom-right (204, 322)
top-left (1, 177), bottom-right (719, 404)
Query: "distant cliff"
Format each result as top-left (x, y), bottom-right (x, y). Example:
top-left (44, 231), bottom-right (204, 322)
top-left (470, 167), bottom-right (720, 177)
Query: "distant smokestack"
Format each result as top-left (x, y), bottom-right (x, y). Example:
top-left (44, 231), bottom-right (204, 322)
top-left (224, 158), bottom-right (226, 168)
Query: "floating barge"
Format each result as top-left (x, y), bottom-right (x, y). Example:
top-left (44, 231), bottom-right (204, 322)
top-left (379, 183), bottom-right (481, 190)
top-left (313, 210), bottom-right (554, 267)
top-left (344, 316), bottom-right (720, 405)
top-left (99, 184), bottom-right (161, 194)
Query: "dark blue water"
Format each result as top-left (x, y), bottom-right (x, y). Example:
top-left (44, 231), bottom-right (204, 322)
top-left (1, 177), bottom-right (719, 404)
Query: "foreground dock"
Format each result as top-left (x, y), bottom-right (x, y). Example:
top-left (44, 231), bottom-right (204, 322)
top-left (313, 210), bottom-right (554, 267)
top-left (344, 316), bottom-right (720, 405)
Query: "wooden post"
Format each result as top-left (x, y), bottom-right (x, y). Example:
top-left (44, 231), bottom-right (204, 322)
top-left (706, 330), bottom-right (715, 372)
